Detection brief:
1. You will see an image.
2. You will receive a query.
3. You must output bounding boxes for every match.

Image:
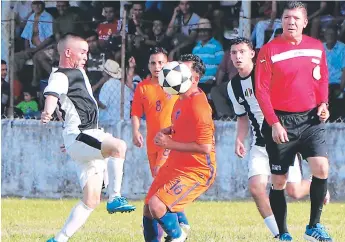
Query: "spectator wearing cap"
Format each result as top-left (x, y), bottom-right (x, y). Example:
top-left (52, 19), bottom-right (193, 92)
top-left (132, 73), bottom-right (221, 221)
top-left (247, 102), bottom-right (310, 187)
top-left (98, 59), bottom-right (132, 123)
top-left (192, 18), bottom-right (224, 95)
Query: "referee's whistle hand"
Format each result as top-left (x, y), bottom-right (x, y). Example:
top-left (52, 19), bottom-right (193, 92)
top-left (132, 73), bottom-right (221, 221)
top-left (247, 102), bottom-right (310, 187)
top-left (272, 123), bottom-right (289, 144)
top-left (317, 104), bottom-right (330, 123)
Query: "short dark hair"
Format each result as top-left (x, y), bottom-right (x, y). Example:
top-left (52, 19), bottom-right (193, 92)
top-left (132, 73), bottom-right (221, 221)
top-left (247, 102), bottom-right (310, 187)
top-left (230, 37), bottom-right (254, 50)
top-left (283, 1), bottom-right (308, 16)
top-left (32, 1), bottom-right (45, 8)
top-left (132, 1), bottom-right (144, 8)
top-left (149, 47), bottom-right (168, 57)
top-left (103, 3), bottom-right (115, 9)
top-left (179, 54), bottom-right (205, 77)
top-left (57, 1), bottom-right (70, 7)
top-left (1, 60), bottom-right (6, 65)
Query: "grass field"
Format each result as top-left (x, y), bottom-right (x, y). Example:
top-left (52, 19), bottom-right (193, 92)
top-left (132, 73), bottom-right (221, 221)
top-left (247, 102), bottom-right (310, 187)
top-left (1, 198), bottom-right (344, 242)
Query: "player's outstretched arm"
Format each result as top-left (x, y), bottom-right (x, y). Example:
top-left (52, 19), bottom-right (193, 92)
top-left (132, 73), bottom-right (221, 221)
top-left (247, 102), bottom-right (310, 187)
top-left (41, 95), bottom-right (58, 124)
top-left (235, 115), bottom-right (249, 158)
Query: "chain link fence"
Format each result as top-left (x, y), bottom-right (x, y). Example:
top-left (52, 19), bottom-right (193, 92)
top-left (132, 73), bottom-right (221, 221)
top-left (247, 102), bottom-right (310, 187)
top-left (2, 2), bottom-right (345, 125)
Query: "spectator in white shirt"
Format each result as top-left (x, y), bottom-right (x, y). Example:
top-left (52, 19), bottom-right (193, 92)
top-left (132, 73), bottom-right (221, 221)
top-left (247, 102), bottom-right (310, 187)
top-left (99, 59), bottom-right (132, 123)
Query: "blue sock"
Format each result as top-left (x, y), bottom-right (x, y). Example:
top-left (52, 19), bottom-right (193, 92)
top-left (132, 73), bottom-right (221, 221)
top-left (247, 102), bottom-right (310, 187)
top-left (157, 212), bottom-right (182, 239)
top-left (176, 211), bottom-right (189, 225)
top-left (143, 216), bottom-right (159, 242)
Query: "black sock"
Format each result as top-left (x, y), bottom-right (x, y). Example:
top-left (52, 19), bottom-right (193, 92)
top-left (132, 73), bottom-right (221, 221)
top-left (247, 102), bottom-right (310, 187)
top-left (309, 177), bottom-right (327, 227)
top-left (269, 188), bottom-right (288, 234)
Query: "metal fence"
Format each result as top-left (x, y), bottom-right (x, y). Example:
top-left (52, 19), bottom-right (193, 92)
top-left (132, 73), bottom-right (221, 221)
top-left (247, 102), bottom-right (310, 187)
top-left (2, 2), bottom-right (344, 125)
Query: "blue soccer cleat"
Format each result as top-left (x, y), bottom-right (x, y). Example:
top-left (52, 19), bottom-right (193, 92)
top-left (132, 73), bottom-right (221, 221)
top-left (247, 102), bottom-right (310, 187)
top-left (164, 230), bottom-right (187, 242)
top-left (279, 232), bottom-right (293, 241)
top-left (46, 238), bottom-right (57, 242)
top-left (304, 223), bottom-right (333, 242)
top-left (106, 196), bottom-right (136, 214)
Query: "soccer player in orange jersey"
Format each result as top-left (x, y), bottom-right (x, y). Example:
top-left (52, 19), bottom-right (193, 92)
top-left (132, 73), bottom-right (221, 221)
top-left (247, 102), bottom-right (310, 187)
top-left (130, 48), bottom-right (189, 239)
top-left (142, 54), bottom-right (216, 242)
top-left (131, 47), bottom-right (178, 177)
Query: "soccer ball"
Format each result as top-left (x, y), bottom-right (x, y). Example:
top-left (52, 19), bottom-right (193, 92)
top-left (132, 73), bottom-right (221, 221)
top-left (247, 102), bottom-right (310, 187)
top-left (158, 61), bottom-right (193, 95)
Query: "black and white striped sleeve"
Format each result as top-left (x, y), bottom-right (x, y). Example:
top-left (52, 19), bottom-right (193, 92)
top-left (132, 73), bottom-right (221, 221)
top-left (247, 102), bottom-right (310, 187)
top-left (227, 80), bottom-right (246, 117)
top-left (44, 72), bottom-right (69, 98)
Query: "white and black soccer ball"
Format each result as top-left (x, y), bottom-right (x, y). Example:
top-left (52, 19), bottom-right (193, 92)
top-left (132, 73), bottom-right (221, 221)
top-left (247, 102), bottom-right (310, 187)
top-left (158, 61), bottom-right (192, 95)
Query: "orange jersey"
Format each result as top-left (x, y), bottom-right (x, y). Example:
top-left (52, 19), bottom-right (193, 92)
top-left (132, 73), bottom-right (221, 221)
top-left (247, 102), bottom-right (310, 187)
top-left (131, 77), bottom-right (179, 153)
top-left (167, 89), bottom-right (216, 181)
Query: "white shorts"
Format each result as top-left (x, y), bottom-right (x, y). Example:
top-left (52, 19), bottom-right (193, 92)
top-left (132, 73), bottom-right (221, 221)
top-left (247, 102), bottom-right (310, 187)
top-left (248, 145), bottom-right (302, 183)
top-left (66, 129), bottom-right (112, 189)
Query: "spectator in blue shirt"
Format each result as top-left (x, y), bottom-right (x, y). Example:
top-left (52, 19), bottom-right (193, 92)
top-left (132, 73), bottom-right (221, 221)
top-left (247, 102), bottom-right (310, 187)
top-left (324, 26), bottom-right (345, 120)
top-left (13, 1), bottom-right (53, 88)
top-left (21, 1), bottom-right (53, 49)
top-left (192, 18), bottom-right (224, 95)
top-left (323, 26), bottom-right (345, 99)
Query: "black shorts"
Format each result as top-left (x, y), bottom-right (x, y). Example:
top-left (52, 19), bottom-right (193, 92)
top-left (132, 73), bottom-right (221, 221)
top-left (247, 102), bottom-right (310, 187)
top-left (261, 107), bottom-right (328, 175)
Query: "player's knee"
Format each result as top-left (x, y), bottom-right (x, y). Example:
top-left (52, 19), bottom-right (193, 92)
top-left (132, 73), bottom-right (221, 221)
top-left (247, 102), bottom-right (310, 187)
top-left (103, 137), bottom-right (127, 158)
top-left (148, 196), bottom-right (166, 219)
top-left (311, 158), bottom-right (329, 179)
top-left (249, 182), bottom-right (266, 198)
top-left (113, 139), bottom-right (127, 158)
top-left (83, 195), bottom-right (101, 209)
top-left (271, 175), bottom-right (287, 190)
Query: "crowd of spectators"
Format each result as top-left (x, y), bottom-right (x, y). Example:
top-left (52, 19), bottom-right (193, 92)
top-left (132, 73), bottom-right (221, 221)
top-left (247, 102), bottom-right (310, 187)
top-left (1, 0), bottom-right (345, 122)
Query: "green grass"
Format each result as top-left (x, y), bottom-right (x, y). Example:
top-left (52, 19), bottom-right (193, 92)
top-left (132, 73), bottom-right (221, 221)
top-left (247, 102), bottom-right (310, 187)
top-left (1, 198), bottom-right (344, 242)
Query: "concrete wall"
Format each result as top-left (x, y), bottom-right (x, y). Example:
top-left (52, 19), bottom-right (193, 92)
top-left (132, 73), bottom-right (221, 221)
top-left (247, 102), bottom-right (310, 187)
top-left (2, 119), bottom-right (345, 200)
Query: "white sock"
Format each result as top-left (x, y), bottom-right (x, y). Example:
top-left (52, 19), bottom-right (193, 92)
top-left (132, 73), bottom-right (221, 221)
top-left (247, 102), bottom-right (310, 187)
top-left (55, 201), bottom-right (93, 242)
top-left (107, 157), bottom-right (125, 202)
top-left (264, 215), bottom-right (279, 237)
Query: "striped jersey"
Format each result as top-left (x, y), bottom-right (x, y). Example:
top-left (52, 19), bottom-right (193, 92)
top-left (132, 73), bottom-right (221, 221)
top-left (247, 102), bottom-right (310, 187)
top-left (227, 68), bottom-right (265, 147)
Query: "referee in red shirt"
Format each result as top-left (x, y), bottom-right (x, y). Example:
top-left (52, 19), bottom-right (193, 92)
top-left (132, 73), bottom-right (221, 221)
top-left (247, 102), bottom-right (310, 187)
top-left (255, 2), bottom-right (332, 241)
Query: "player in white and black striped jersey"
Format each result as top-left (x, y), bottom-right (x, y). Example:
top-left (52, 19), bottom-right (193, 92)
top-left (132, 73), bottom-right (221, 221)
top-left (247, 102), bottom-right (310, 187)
top-left (226, 37), bottom-right (329, 239)
top-left (42, 33), bottom-right (135, 242)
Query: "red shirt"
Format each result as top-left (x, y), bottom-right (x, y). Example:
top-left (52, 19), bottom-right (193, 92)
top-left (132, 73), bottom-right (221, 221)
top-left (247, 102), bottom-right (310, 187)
top-left (97, 20), bottom-right (119, 41)
top-left (255, 35), bottom-right (329, 125)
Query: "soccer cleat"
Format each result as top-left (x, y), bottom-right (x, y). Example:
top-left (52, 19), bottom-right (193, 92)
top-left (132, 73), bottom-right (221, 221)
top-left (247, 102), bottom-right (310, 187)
top-left (324, 190), bottom-right (330, 205)
top-left (179, 223), bottom-right (191, 235)
top-left (279, 232), bottom-right (293, 241)
top-left (164, 230), bottom-right (187, 242)
top-left (106, 196), bottom-right (136, 214)
top-left (304, 223), bottom-right (333, 242)
top-left (46, 238), bottom-right (57, 242)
